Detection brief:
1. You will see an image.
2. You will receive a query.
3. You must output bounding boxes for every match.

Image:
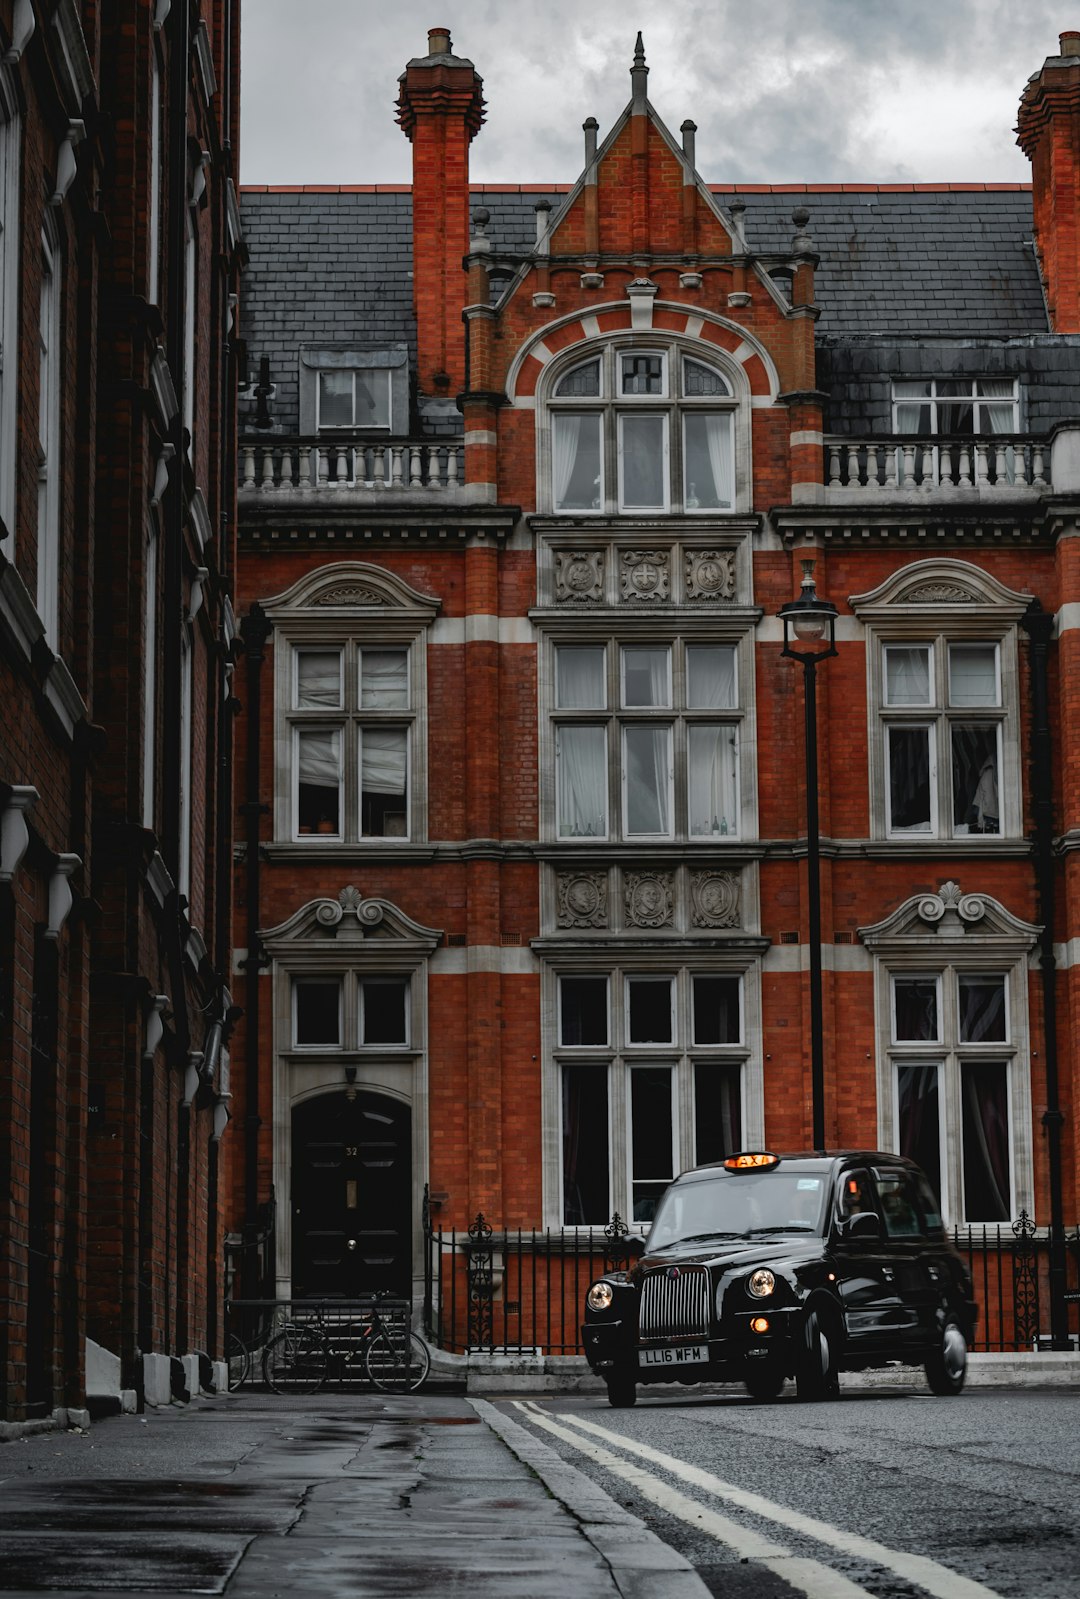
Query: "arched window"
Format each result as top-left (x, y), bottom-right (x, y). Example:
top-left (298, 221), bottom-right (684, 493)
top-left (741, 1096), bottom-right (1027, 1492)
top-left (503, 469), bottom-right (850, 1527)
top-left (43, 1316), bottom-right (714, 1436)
top-left (545, 343), bottom-right (740, 515)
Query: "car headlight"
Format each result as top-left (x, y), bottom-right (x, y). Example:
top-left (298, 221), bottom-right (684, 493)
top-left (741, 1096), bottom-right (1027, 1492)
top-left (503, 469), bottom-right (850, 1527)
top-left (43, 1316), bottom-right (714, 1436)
top-left (587, 1280), bottom-right (615, 1312)
top-left (747, 1268), bottom-right (775, 1299)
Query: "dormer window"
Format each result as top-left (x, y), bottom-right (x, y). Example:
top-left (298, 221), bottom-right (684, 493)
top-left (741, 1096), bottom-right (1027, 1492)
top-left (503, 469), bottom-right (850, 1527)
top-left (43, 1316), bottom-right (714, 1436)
top-left (317, 368), bottom-right (391, 431)
top-left (546, 343), bottom-right (738, 515)
top-left (892, 379), bottom-right (1018, 436)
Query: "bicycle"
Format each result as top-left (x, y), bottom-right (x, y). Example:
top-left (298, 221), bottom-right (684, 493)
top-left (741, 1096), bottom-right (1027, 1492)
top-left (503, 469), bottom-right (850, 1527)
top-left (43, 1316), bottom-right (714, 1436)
top-left (262, 1294), bottom-right (430, 1395)
top-left (226, 1331), bottom-right (251, 1391)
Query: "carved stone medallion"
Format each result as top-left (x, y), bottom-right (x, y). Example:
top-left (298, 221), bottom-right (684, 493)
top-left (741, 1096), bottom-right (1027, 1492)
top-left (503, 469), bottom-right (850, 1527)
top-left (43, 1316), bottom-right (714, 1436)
top-left (556, 872), bottom-right (608, 929)
top-left (625, 872), bottom-right (674, 929)
top-left (620, 549), bottom-right (669, 603)
top-left (314, 584), bottom-right (387, 606)
top-left (555, 550), bottom-right (604, 604)
top-left (685, 548), bottom-right (736, 601)
top-left (691, 870), bottom-right (740, 929)
top-left (897, 583), bottom-right (976, 605)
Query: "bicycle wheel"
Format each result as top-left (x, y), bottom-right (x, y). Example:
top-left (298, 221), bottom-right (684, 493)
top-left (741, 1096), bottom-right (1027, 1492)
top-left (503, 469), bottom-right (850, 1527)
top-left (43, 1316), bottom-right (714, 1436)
top-left (262, 1326), bottom-right (328, 1394)
top-left (364, 1331), bottom-right (431, 1394)
top-left (226, 1332), bottom-right (250, 1391)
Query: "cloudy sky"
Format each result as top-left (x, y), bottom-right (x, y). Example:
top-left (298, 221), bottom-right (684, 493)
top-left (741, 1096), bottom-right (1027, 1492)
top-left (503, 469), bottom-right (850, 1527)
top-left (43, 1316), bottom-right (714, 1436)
top-left (240, 1), bottom-right (1066, 188)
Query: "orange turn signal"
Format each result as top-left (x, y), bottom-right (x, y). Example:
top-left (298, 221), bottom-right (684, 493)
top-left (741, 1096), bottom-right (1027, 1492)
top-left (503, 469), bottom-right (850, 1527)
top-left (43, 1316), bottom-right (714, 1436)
top-left (750, 1316), bottom-right (770, 1334)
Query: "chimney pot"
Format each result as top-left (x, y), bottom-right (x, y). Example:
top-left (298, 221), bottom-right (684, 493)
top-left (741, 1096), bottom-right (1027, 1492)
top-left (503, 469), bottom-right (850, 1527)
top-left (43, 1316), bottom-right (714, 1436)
top-left (1060, 30), bottom-right (1080, 55)
top-left (428, 27), bottom-right (451, 55)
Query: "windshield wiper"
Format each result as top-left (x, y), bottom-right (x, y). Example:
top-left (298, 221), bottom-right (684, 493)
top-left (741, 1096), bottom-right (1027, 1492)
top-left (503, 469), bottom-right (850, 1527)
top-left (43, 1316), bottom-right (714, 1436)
top-left (743, 1224), bottom-right (817, 1236)
top-left (669, 1230), bottom-right (747, 1244)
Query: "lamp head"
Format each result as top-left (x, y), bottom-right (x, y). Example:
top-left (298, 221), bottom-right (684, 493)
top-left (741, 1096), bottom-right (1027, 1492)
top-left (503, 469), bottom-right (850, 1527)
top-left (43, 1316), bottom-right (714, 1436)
top-left (778, 559), bottom-right (838, 660)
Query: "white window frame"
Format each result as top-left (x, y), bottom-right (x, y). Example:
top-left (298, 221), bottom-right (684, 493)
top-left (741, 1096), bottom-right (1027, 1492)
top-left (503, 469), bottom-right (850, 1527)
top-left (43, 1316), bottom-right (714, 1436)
top-left (891, 377), bottom-right (1019, 436)
top-left (292, 975), bottom-right (344, 1050)
top-left (544, 338), bottom-right (743, 516)
top-left (551, 637), bottom-right (746, 843)
top-left (863, 883), bottom-right (1037, 1230)
top-left (358, 974), bottom-right (411, 1049)
top-left (550, 964), bottom-right (760, 1227)
top-left (266, 564), bottom-right (437, 850)
top-left (315, 367), bottom-right (392, 432)
top-left (557, 972), bottom-right (610, 1049)
top-left (851, 562), bottom-right (1028, 848)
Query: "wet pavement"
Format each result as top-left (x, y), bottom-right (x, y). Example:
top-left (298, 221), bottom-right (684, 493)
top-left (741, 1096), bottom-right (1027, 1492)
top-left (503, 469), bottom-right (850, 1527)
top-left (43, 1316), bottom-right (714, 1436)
top-left (0, 1390), bottom-right (706, 1597)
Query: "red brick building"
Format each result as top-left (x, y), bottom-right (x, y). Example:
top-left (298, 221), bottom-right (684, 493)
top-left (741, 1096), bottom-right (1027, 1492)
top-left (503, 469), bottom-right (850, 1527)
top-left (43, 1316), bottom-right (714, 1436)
top-left (233, 29), bottom-right (1080, 1349)
top-left (0, 0), bottom-right (242, 1423)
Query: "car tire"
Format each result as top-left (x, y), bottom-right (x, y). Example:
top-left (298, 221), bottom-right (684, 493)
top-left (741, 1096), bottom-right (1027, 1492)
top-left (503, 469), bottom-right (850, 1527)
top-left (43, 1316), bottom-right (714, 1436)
top-left (606, 1375), bottom-right (637, 1408)
top-left (744, 1363), bottom-right (785, 1401)
top-left (796, 1308), bottom-right (839, 1402)
top-left (925, 1318), bottom-right (967, 1396)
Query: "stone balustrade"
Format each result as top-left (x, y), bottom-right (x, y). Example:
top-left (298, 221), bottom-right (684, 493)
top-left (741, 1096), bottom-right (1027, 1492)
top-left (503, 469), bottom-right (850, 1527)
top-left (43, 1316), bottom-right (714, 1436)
top-left (239, 435), bottom-right (465, 497)
top-left (823, 436), bottom-right (1050, 499)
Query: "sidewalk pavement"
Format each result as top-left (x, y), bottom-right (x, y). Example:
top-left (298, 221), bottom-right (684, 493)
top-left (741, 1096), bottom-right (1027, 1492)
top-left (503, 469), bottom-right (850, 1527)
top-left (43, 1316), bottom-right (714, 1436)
top-left (0, 1388), bottom-right (708, 1599)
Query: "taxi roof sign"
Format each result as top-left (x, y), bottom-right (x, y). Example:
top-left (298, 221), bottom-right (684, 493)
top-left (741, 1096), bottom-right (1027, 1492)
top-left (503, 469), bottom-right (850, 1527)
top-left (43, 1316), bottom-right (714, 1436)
top-left (724, 1151), bottom-right (779, 1171)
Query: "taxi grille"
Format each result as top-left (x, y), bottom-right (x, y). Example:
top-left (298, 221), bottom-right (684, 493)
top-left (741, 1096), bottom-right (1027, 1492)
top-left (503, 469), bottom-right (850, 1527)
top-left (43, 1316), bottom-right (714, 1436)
top-left (639, 1265), bottom-right (711, 1340)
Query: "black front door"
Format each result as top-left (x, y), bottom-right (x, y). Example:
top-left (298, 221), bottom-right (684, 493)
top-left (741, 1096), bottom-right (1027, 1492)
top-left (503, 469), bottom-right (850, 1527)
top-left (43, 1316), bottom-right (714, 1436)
top-left (291, 1091), bottom-right (411, 1299)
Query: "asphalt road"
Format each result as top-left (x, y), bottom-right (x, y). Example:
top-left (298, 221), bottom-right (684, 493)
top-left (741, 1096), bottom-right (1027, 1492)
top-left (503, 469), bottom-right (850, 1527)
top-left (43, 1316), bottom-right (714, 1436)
top-left (491, 1381), bottom-right (1080, 1599)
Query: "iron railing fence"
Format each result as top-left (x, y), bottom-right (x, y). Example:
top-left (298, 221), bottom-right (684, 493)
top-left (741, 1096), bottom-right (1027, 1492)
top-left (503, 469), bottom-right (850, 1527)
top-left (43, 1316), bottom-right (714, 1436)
top-left (423, 1209), bottom-right (1080, 1357)
top-left (224, 1296), bottom-right (411, 1389)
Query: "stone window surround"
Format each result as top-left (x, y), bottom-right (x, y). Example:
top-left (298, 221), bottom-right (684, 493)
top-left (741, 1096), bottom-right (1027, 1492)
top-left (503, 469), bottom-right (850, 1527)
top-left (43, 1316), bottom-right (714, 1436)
top-left (298, 345), bottom-right (410, 438)
top-left (859, 882), bottom-right (1039, 1227)
top-left (849, 559), bottom-right (1031, 850)
top-left (535, 333), bottom-right (753, 517)
top-left (260, 887), bottom-right (442, 1302)
top-left (540, 951), bottom-right (765, 1230)
top-left (262, 562), bottom-right (440, 849)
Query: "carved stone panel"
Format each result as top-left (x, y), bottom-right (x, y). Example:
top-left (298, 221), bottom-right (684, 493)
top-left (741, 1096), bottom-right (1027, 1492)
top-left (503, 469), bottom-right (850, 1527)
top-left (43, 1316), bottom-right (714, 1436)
top-left (620, 549), bottom-right (669, 603)
top-left (625, 872), bottom-right (674, 929)
top-left (314, 584), bottom-right (388, 606)
top-left (556, 871), bottom-right (608, 929)
top-left (555, 550), bottom-right (605, 604)
top-left (691, 870), bottom-right (740, 928)
top-left (685, 548), bottom-right (736, 602)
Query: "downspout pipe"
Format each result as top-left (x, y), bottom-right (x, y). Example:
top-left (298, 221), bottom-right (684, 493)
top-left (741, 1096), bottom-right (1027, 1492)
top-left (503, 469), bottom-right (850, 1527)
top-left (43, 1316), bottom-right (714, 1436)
top-left (1021, 600), bottom-right (1069, 1350)
top-left (239, 603), bottom-right (272, 1296)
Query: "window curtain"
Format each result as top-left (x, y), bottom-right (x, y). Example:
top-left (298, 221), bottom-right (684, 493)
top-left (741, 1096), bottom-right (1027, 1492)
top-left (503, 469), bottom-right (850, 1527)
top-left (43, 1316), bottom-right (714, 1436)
top-left (893, 979), bottom-right (938, 1041)
top-left (556, 647), bottom-right (605, 709)
top-left (979, 379), bottom-right (1015, 432)
top-left (296, 652), bottom-right (341, 709)
top-left (885, 647), bottom-right (931, 704)
top-left (961, 1063), bottom-right (1010, 1221)
top-left (624, 725), bottom-right (671, 834)
top-left (897, 1063), bottom-right (942, 1206)
top-left (683, 413), bottom-right (733, 508)
top-left (557, 725), bottom-right (606, 836)
top-left (360, 727), bottom-right (407, 795)
top-left (298, 728), bottom-right (341, 787)
top-left (949, 647), bottom-right (997, 707)
top-left (958, 976), bottom-right (1006, 1042)
top-left (361, 650), bottom-right (408, 708)
top-left (687, 647), bottom-right (736, 710)
top-left (688, 724), bottom-right (738, 836)
top-left (553, 413), bottom-right (583, 508)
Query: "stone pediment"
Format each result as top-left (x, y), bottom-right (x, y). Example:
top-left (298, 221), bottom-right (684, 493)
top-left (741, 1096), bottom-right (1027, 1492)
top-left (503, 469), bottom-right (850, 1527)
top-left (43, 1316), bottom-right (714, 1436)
top-left (849, 559), bottom-right (1031, 620)
top-left (261, 885), bottom-right (442, 960)
top-left (859, 880), bottom-right (1040, 954)
top-left (262, 561), bottom-right (440, 621)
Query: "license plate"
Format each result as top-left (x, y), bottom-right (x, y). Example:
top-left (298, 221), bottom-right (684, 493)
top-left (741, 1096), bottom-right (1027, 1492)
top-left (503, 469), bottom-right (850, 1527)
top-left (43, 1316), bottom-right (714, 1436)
top-left (639, 1344), bottom-right (708, 1368)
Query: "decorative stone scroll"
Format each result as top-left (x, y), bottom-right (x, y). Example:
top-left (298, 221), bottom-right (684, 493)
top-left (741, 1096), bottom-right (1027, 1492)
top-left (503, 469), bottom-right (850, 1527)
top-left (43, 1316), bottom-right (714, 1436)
top-left (556, 872), bottom-right (608, 929)
top-left (916, 879), bottom-right (986, 935)
top-left (555, 550), bottom-right (605, 604)
top-left (625, 872), bottom-right (674, 929)
top-left (620, 549), bottom-right (669, 603)
top-left (315, 884), bottom-right (385, 928)
top-left (691, 870), bottom-right (740, 929)
top-left (685, 548), bottom-right (736, 602)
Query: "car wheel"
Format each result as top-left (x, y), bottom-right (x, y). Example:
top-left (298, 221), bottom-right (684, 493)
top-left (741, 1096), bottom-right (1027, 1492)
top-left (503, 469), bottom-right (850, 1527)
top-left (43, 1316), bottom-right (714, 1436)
top-left (925, 1318), bottom-right (967, 1396)
top-left (605, 1374), bottom-right (637, 1408)
top-left (744, 1363), bottom-right (785, 1401)
top-left (796, 1308), bottom-right (839, 1402)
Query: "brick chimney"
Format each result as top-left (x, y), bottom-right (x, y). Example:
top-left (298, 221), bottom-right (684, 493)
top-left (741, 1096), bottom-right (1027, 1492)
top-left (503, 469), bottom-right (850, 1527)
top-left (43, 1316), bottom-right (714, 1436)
top-left (1017, 32), bottom-right (1080, 332)
top-left (397, 28), bottom-right (486, 398)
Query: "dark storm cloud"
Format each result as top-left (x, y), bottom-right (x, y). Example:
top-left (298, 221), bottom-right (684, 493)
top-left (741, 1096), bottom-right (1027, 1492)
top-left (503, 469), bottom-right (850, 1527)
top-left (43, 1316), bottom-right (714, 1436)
top-left (240, 0), bottom-right (1066, 185)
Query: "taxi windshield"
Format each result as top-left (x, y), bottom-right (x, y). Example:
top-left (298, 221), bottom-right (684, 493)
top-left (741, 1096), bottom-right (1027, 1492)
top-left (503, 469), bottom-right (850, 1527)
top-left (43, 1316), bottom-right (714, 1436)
top-left (647, 1170), bottom-right (827, 1249)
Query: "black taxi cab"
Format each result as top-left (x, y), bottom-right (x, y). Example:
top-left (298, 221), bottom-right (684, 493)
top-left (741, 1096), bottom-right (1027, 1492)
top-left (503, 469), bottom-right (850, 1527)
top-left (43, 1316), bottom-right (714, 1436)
top-left (581, 1151), bottom-right (977, 1407)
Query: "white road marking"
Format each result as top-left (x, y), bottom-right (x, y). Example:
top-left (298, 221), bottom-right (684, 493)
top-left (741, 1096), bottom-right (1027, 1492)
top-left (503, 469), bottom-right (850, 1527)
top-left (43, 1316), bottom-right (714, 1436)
top-left (522, 1403), bottom-right (1007, 1599)
top-left (511, 1401), bottom-right (875, 1599)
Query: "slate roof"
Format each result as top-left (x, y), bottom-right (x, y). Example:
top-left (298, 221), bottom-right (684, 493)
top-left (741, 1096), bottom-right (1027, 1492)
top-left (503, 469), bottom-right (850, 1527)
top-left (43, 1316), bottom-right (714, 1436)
top-left (239, 184), bottom-right (1071, 437)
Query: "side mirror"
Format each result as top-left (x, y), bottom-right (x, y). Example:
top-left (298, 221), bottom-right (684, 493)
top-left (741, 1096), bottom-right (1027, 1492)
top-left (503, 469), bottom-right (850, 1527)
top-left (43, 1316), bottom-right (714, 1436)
top-left (842, 1210), bottom-right (881, 1241)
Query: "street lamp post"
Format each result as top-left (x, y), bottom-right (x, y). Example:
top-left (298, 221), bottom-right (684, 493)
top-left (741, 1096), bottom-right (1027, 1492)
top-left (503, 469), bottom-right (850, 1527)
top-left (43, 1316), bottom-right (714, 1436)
top-left (778, 560), bottom-right (838, 1151)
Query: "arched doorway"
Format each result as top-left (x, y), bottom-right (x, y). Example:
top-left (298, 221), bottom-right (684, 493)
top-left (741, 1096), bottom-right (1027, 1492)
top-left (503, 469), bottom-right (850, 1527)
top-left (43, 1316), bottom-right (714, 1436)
top-left (290, 1090), bottom-right (412, 1299)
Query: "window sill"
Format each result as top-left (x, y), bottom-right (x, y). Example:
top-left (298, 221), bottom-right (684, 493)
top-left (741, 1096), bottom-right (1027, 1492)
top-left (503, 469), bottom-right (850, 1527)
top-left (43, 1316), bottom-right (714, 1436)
top-left (265, 841), bottom-right (438, 864)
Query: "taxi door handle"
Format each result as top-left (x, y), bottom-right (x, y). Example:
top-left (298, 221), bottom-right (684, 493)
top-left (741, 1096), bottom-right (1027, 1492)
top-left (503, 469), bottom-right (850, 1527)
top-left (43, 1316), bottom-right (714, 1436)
top-left (881, 1266), bottom-right (895, 1281)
